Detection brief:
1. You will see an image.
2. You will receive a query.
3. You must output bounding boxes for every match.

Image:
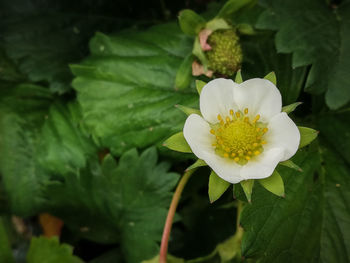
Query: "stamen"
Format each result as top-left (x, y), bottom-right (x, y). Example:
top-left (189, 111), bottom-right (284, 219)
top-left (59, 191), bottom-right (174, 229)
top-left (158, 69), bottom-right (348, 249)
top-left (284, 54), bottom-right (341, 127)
top-left (253, 115), bottom-right (260, 123)
top-left (210, 107), bottom-right (268, 165)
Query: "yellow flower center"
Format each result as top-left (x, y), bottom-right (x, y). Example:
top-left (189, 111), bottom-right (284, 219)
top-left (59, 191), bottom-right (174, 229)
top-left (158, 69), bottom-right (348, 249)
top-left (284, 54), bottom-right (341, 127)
top-left (210, 108), bottom-right (268, 165)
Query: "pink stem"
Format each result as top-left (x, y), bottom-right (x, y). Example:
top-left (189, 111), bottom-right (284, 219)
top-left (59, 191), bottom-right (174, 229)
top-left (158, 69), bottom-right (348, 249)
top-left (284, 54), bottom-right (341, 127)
top-left (159, 170), bottom-right (194, 263)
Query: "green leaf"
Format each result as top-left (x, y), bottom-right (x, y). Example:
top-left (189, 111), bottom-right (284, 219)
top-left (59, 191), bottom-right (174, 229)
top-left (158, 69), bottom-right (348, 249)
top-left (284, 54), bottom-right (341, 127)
top-left (175, 104), bottom-right (201, 116)
top-left (241, 150), bottom-right (322, 262)
top-left (241, 33), bottom-right (307, 105)
top-left (0, 84), bottom-right (98, 216)
top-left (186, 159), bottom-right (207, 171)
top-left (0, 1), bottom-right (128, 93)
top-left (263, 71), bottom-right (276, 85)
top-left (217, 0), bottom-right (256, 18)
top-left (45, 148), bottom-right (179, 263)
top-left (257, 0), bottom-right (350, 109)
top-left (178, 9), bottom-right (206, 36)
top-left (258, 170), bottom-right (284, 197)
top-left (298, 126), bottom-right (318, 148)
top-left (38, 102), bottom-right (97, 174)
top-left (0, 217), bottom-right (14, 263)
top-left (241, 146), bottom-right (350, 262)
top-left (0, 49), bottom-right (25, 82)
top-left (196, 80), bottom-right (206, 94)
top-left (282, 102), bottom-right (302, 114)
top-left (237, 23), bottom-right (256, 35)
top-left (163, 132), bottom-right (192, 153)
top-left (175, 54), bottom-right (194, 90)
top-left (71, 23), bottom-right (197, 156)
top-left (208, 171), bottom-right (231, 203)
top-left (317, 112), bottom-right (350, 164)
top-left (319, 146), bottom-right (350, 263)
top-left (279, 159), bottom-right (303, 172)
top-left (235, 69), bottom-right (243, 83)
top-left (205, 18), bottom-right (231, 31)
top-left (0, 84), bottom-right (51, 216)
top-left (27, 237), bottom-right (83, 263)
top-left (240, 179), bottom-right (254, 202)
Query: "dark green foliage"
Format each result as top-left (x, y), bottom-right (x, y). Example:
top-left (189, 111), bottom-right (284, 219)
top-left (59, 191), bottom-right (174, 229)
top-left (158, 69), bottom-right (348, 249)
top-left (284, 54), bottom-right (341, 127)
top-left (0, 0), bottom-right (349, 262)
top-left (71, 23), bottom-right (197, 156)
top-left (257, 0), bottom-right (350, 109)
top-left (45, 148), bottom-right (179, 263)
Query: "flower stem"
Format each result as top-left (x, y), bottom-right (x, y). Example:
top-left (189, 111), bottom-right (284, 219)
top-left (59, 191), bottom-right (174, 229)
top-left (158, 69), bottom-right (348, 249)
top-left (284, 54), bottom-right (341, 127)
top-left (159, 169), bottom-right (195, 263)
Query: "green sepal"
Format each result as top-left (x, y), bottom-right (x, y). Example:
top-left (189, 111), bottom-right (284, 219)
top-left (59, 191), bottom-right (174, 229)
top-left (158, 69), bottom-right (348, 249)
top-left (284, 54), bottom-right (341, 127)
top-left (282, 102), bottom-right (302, 114)
top-left (175, 104), bottom-right (201, 116)
top-left (209, 171), bottom-right (231, 203)
top-left (279, 159), bottom-right (303, 172)
top-left (298, 126), bottom-right (318, 148)
top-left (240, 179), bottom-right (254, 202)
top-left (205, 18), bottom-right (231, 32)
top-left (216, 0), bottom-right (256, 18)
top-left (178, 9), bottom-right (206, 36)
top-left (192, 37), bottom-right (208, 68)
top-left (163, 132), bottom-right (192, 153)
top-left (186, 159), bottom-right (207, 171)
top-left (235, 70), bottom-right (243, 84)
top-left (237, 23), bottom-right (256, 35)
top-left (196, 80), bottom-right (206, 94)
top-left (264, 71), bottom-right (277, 85)
top-left (258, 170), bottom-right (285, 197)
top-left (175, 54), bottom-right (194, 90)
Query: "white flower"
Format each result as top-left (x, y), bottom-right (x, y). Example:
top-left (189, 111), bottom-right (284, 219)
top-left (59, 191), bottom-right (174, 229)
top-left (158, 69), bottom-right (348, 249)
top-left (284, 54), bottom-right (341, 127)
top-left (183, 78), bottom-right (300, 184)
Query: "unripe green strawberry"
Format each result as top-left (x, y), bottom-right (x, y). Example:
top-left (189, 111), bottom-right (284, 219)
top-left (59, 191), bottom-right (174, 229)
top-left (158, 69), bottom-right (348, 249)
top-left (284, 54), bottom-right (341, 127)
top-left (206, 29), bottom-right (242, 76)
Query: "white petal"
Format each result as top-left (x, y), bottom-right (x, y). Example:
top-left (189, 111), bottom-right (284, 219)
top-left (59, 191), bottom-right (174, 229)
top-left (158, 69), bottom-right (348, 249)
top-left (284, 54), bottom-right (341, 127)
top-left (202, 152), bottom-right (244, 184)
top-left (233, 78), bottom-right (282, 122)
top-left (265, 112), bottom-right (300, 161)
top-left (183, 114), bottom-right (214, 158)
top-left (183, 114), bottom-right (244, 184)
top-left (200, 78), bottom-right (238, 123)
top-left (240, 148), bottom-right (284, 180)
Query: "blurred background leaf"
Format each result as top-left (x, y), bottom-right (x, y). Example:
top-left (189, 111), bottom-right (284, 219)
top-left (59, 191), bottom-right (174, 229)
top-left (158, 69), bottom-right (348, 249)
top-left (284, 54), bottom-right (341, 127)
top-left (256, 0), bottom-right (350, 109)
top-left (71, 23), bottom-right (198, 156)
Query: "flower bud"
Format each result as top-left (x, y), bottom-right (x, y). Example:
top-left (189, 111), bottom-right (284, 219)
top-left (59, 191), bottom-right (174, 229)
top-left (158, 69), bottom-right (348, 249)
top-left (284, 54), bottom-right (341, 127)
top-left (206, 29), bottom-right (242, 76)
